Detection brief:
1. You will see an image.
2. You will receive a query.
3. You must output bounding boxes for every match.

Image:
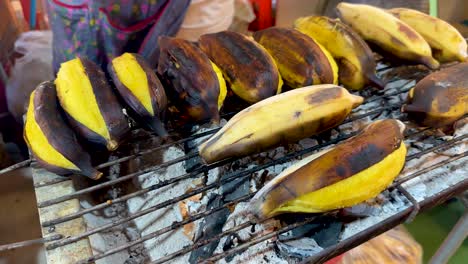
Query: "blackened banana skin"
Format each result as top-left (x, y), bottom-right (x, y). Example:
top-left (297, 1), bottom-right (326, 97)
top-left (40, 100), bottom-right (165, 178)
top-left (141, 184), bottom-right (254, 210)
top-left (199, 31), bottom-right (282, 103)
top-left (254, 27), bottom-right (336, 88)
top-left (157, 37), bottom-right (222, 123)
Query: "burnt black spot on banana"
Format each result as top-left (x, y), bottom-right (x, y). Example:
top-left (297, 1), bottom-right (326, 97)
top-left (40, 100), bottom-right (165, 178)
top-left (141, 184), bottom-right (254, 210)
top-left (389, 36), bottom-right (406, 47)
top-left (307, 87), bottom-right (342, 104)
top-left (253, 27), bottom-right (334, 86)
top-left (397, 22), bottom-right (420, 41)
top-left (338, 58), bottom-right (359, 82)
top-left (335, 165), bottom-right (347, 178)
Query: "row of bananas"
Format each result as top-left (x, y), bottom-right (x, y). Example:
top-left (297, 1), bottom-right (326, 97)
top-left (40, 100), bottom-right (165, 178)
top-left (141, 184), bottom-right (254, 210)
top-left (25, 55), bottom-right (166, 178)
top-left (196, 4), bottom-right (467, 219)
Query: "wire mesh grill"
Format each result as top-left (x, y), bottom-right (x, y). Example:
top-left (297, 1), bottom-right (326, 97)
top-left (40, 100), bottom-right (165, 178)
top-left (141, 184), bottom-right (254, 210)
top-left (0, 63), bottom-right (467, 264)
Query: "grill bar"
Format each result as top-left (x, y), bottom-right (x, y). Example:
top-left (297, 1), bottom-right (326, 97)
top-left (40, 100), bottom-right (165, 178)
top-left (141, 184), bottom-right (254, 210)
top-left (72, 137), bottom-right (466, 264)
top-left (392, 152), bottom-right (467, 188)
top-left (299, 178), bottom-right (468, 264)
top-left (94, 128), bottom-right (219, 170)
top-left (0, 234), bottom-right (62, 252)
top-left (37, 151), bottom-right (199, 208)
top-left (47, 193), bottom-right (256, 250)
top-left (0, 159), bottom-right (32, 175)
top-left (42, 131), bottom-right (357, 228)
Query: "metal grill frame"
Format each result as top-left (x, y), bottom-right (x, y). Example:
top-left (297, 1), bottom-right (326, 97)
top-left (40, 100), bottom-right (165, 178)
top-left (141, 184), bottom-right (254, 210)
top-left (0, 64), bottom-right (467, 264)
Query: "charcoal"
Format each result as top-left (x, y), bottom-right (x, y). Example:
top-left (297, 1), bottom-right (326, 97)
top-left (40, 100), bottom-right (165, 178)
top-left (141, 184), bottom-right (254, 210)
top-left (276, 215), bottom-right (343, 260)
top-left (189, 194), bottom-right (230, 263)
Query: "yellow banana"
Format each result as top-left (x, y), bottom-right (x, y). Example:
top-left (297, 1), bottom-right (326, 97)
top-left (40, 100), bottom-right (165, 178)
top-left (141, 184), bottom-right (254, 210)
top-left (336, 3), bottom-right (439, 70)
top-left (55, 57), bottom-right (129, 151)
top-left (402, 62), bottom-right (468, 128)
top-left (24, 82), bottom-right (102, 179)
top-left (388, 8), bottom-right (467, 63)
top-left (249, 119), bottom-right (407, 221)
top-left (198, 85), bottom-right (363, 164)
top-left (109, 53), bottom-right (168, 136)
top-left (294, 16), bottom-right (384, 90)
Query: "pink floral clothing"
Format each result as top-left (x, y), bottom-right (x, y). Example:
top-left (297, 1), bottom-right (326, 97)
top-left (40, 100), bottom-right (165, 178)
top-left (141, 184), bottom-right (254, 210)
top-left (46, 0), bottom-right (190, 72)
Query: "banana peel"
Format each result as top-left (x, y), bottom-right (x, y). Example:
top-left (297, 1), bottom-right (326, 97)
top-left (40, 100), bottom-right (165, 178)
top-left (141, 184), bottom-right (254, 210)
top-left (157, 37), bottom-right (227, 124)
top-left (24, 81), bottom-right (102, 179)
top-left (402, 62), bottom-right (468, 128)
top-left (109, 53), bottom-right (168, 136)
top-left (249, 119), bottom-right (407, 221)
top-left (389, 8), bottom-right (467, 63)
top-left (294, 16), bottom-right (384, 90)
top-left (336, 3), bottom-right (439, 70)
top-left (55, 57), bottom-right (129, 151)
top-left (199, 31), bottom-right (283, 103)
top-left (199, 84), bottom-right (363, 164)
top-left (253, 27), bottom-right (338, 88)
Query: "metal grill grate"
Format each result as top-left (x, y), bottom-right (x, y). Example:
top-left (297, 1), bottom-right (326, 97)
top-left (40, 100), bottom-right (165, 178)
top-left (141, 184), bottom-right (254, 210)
top-left (0, 63), bottom-right (467, 264)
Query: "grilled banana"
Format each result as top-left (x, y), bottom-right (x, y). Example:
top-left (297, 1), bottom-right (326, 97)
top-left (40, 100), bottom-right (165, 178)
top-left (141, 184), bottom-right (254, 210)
top-left (402, 62), bottom-right (468, 128)
top-left (336, 3), bottom-right (440, 70)
top-left (199, 31), bottom-right (283, 103)
top-left (388, 8), bottom-right (467, 63)
top-left (55, 57), bottom-right (129, 151)
top-left (253, 27), bottom-right (338, 88)
top-left (157, 37), bottom-right (227, 123)
top-left (24, 82), bottom-right (102, 179)
top-left (249, 119), bottom-right (406, 221)
top-left (198, 85), bottom-right (363, 164)
top-left (109, 53), bottom-right (168, 136)
top-left (294, 16), bottom-right (384, 90)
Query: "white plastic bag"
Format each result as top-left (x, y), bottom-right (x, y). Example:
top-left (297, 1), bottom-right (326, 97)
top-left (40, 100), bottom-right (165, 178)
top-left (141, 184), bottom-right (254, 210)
top-left (176, 0), bottom-right (235, 41)
top-left (6, 30), bottom-right (53, 122)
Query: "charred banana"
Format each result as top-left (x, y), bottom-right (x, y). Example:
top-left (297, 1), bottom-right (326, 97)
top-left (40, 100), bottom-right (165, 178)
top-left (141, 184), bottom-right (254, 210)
top-left (55, 58), bottom-right (129, 151)
top-left (199, 85), bottom-right (363, 164)
top-left (109, 53), bottom-right (168, 136)
top-left (199, 31), bottom-right (283, 103)
top-left (402, 62), bottom-right (468, 128)
top-left (157, 37), bottom-right (227, 123)
top-left (24, 82), bottom-right (102, 179)
top-left (249, 119), bottom-right (407, 221)
top-left (253, 27), bottom-right (338, 88)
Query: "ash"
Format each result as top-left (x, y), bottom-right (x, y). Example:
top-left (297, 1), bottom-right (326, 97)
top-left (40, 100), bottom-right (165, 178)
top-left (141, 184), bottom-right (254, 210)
top-left (214, 202), bottom-right (288, 264)
top-left (127, 146), bottom-right (202, 263)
